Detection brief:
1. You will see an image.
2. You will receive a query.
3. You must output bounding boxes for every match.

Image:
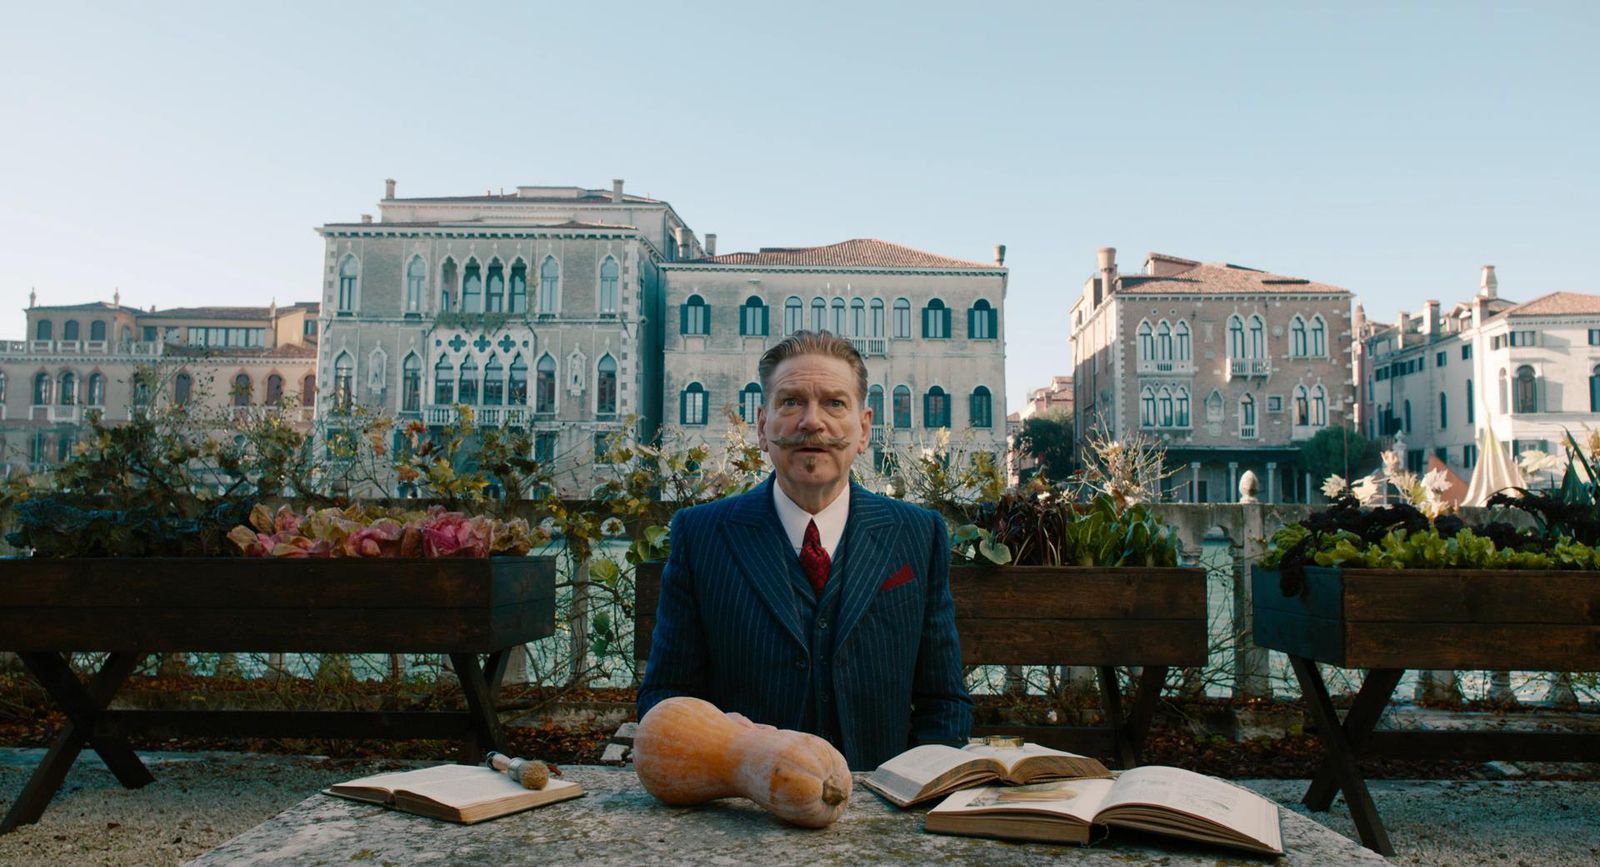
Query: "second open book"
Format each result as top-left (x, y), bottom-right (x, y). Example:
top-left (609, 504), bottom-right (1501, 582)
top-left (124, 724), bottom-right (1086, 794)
top-left (861, 742), bottom-right (1112, 808)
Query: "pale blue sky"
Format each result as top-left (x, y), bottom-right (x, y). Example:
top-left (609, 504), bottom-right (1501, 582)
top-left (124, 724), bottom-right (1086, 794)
top-left (2, 1), bottom-right (1596, 412)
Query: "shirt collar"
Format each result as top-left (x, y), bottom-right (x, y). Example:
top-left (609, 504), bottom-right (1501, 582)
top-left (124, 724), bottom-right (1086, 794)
top-left (771, 478), bottom-right (850, 557)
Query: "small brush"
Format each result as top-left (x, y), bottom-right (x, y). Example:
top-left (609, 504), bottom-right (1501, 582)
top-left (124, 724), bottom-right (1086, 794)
top-left (485, 751), bottom-right (549, 790)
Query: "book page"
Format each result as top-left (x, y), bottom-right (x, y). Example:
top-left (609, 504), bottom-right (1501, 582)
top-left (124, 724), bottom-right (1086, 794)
top-left (960, 743), bottom-right (1108, 781)
top-left (931, 779), bottom-right (1115, 824)
top-left (1095, 767), bottom-right (1281, 852)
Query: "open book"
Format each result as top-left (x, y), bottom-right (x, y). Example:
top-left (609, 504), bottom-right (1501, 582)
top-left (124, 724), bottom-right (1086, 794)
top-left (326, 764), bottom-right (583, 824)
top-left (861, 742), bottom-right (1111, 808)
top-left (925, 766), bottom-right (1282, 855)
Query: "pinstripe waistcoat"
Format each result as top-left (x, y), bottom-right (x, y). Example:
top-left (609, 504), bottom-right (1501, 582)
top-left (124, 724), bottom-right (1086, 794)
top-left (638, 475), bottom-right (973, 770)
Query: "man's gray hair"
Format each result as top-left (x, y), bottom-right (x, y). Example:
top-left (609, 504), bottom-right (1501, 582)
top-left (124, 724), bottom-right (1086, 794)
top-left (757, 330), bottom-right (869, 404)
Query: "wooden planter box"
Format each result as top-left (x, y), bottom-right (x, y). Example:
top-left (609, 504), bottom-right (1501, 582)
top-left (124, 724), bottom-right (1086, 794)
top-left (0, 556), bottom-right (558, 654)
top-left (1252, 566), bottom-right (1600, 670)
top-left (634, 562), bottom-right (1208, 668)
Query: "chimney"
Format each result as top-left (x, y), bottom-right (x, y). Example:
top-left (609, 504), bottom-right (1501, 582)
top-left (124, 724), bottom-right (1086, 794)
top-left (1425, 300), bottom-right (1440, 336)
top-left (361, 214), bottom-right (373, 224)
top-left (1097, 247), bottom-right (1118, 294)
top-left (1395, 312), bottom-right (1408, 348)
top-left (1479, 264), bottom-right (1497, 299)
top-left (384, 178), bottom-right (396, 199)
top-left (705, 233), bottom-right (717, 257)
top-left (994, 244), bottom-right (1006, 266)
top-left (612, 179), bottom-right (624, 202)
top-left (674, 226), bottom-right (688, 259)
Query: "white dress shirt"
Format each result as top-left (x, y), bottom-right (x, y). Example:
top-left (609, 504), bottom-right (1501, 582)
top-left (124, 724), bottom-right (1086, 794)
top-left (771, 481), bottom-right (850, 558)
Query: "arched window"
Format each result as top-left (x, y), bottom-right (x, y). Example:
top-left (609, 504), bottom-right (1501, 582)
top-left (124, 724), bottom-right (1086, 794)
top-left (1239, 394), bottom-right (1257, 437)
top-left (406, 256), bottom-right (426, 312)
top-left (482, 355), bottom-right (504, 406)
top-left (508, 355), bottom-right (528, 404)
top-left (509, 260), bottom-right (529, 314)
top-left (892, 385), bottom-right (912, 429)
top-left (738, 382), bottom-right (762, 424)
top-left (1249, 315), bottom-right (1265, 358)
top-left (1228, 316), bottom-right (1245, 359)
top-left (395, 357), bottom-right (418, 412)
top-left (32, 372), bottom-right (50, 405)
top-left (870, 298), bottom-right (885, 338)
top-left (535, 355), bottom-right (556, 413)
top-left (1438, 390), bottom-right (1447, 430)
top-left (259, 373), bottom-right (280, 405)
top-left (1175, 387), bottom-right (1190, 427)
top-left (1140, 387), bottom-right (1156, 427)
top-left (1158, 387), bottom-right (1174, 427)
top-left (337, 256), bottom-right (359, 312)
top-left (1294, 385), bottom-right (1309, 425)
top-left (1466, 378), bottom-right (1475, 423)
top-left (1175, 320), bottom-right (1191, 361)
top-left (598, 257), bottom-right (619, 316)
top-left (831, 297), bottom-right (846, 334)
top-left (461, 260), bottom-right (482, 313)
top-left (1290, 316), bottom-right (1307, 357)
top-left (1156, 321), bottom-right (1173, 362)
top-left (968, 299), bottom-right (997, 340)
top-left (434, 358), bottom-right (454, 404)
top-left (868, 384), bottom-right (884, 423)
top-left (893, 298), bottom-right (912, 339)
top-left (680, 382), bottom-right (707, 425)
top-left (922, 299), bottom-right (950, 339)
top-left (36, 319), bottom-right (53, 341)
top-left (1313, 385), bottom-right (1327, 426)
top-left (232, 373), bottom-right (252, 406)
top-left (484, 260), bottom-right (505, 313)
top-left (811, 297), bottom-right (827, 332)
top-left (334, 353), bottom-right (354, 409)
top-left (970, 386), bottom-right (993, 428)
top-left (851, 298), bottom-right (866, 337)
top-left (1311, 315), bottom-right (1327, 357)
top-left (1138, 321), bottom-right (1154, 361)
top-left (457, 356), bottom-right (479, 405)
top-left (90, 320), bottom-right (106, 342)
top-left (1514, 365), bottom-right (1538, 413)
top-left (439, 258), bottom-right (458, 312)
top-left (784, 297), bottom-right (804, 334)
top-left (924, 386), bottom-right (950, 428)
top-left (63, 320), bottom-right (80, 341)
top-left (740, 296), bottom-right (768, 336)
top-left (58, 371), bottom-right (77, 406)
top-left (1205, 389), bottom-right (1224, 422)
top-left (681, 294), bottom-right (709, 335)
top-left (538, 257), bottom-right (560, 314)
top-left (174, 372), bottom-right (193, 406)
top-left (87, 373), bottom-right (105, 406)
top-left (300, 374), bottom-right (316, 406)
top-left (597, 355), bottom-right (618, 416)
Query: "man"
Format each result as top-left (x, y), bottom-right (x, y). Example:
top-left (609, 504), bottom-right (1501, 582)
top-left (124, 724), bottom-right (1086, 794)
top-left (638, 331), bottom-right (972, 770)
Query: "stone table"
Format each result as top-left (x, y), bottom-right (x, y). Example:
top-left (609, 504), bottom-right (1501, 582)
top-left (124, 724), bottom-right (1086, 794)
top-left (190, 767), bottom-right (1385, 865)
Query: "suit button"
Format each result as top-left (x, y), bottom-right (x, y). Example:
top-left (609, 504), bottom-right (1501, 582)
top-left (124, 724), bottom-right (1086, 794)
top-left (817, 618), bottom-right (828, 630)
top-left (795, 659), bottom-right (806, 669)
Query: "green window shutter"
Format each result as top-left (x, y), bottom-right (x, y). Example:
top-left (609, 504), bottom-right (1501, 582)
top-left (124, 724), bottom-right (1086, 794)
top-left (680, 304), bottom-right (689, 334)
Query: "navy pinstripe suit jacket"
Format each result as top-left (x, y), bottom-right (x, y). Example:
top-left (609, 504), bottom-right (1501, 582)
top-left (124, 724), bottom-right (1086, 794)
top-left (638, 476), bottom-right (972, 770)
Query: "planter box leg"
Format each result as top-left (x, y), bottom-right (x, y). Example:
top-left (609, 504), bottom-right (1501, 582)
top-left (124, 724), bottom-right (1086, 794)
top-left (450, 652), bottom-right (507, 765)
top-left (1097, 666), bottom-right (1135, 769)
top-left (1290, 656), bottom-right (1395, 856)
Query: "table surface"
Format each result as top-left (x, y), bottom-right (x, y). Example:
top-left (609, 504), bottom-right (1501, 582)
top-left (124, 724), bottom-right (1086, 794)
top-left (190, 766), bottom-right (1384, 866)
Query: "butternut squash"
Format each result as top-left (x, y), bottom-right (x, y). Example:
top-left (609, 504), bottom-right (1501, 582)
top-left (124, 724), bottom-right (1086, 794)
top-left (633, 696), bottom-right (852, 828)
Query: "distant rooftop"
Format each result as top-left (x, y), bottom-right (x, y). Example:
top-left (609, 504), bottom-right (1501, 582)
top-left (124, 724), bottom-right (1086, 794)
top-left (682, 238), bottom-right (1002, 270)
top-left (1504, 291), bottom-right (1600, 317)
top-left (1118, 254), bottom-right (1348, 295)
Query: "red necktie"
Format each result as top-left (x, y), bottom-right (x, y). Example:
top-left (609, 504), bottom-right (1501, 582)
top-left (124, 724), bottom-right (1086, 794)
top-left (800, 519), bottom-right (830, 597)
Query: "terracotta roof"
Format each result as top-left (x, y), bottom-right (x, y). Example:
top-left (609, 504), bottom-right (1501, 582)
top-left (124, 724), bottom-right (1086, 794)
top-left (1505, 291), bottom-right (1600, 317)
top-left (684, 239), bottom-right (1001, 270)
top-left (1115, 256), bottom-right (1348, 296)
top-left (321, 219), bottom-right (634, 231)
top-left (146, 306), bottom-right (275, 321)
top-left (166, 342), bottom-right (317, 359)
top-left (29, 302), bottom-right (143, 314)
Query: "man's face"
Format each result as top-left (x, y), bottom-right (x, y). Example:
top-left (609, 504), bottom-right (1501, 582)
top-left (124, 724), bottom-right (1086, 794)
top-left (757, 352), bottom-right (872, 508)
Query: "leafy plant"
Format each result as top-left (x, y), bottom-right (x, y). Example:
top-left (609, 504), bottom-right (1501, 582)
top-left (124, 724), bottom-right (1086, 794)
top-left (226, 503), bottom-right (546, 558)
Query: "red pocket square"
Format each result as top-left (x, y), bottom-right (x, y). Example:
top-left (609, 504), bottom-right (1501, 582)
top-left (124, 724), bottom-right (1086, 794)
top-left (879, 565), bottom-right (914, 592)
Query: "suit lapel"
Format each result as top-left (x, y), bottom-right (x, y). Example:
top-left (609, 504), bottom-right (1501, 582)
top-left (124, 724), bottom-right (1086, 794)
top-left (832, 482), bottom-right (901, 651)
top-left (720, 476), bottom-right (807, 650)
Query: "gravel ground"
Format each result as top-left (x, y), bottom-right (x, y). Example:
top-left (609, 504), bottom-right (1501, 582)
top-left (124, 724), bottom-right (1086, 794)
top-left (2, 749), bottom-right (1598, 866)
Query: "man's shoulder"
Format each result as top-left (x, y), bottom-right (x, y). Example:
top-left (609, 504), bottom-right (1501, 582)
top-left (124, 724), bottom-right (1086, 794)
top-left (852, 484), bottom-right (944, 529)
top-left (673, 483), bottom-right (768, 528)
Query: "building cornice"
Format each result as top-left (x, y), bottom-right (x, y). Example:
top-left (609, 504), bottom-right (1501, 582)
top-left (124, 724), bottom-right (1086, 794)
top-left (659, 263), bottom-right (1006, 279)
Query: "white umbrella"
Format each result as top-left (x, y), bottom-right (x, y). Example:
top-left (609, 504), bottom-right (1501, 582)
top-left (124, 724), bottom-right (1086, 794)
top-left (1461, 427), bottom-right (1527, 507)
